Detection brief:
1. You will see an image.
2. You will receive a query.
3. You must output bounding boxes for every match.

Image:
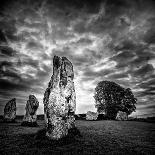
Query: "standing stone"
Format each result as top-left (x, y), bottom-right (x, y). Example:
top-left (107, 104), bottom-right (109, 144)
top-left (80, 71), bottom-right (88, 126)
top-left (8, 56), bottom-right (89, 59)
top-left (3, 98), bottom-right (16, 122)
top-left (116, 111), bottom-right (128, 121)
top-left (43, 55), bottom-right (76, 140)
top-left (21, 95), bottom-right (39, 126)
top-left (86, 111), bottom-right (98, 120)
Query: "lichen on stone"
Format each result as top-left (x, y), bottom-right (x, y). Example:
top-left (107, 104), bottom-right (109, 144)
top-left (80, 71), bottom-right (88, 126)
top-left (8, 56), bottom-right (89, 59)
top-left (43, 55), bottom-right (76, 140)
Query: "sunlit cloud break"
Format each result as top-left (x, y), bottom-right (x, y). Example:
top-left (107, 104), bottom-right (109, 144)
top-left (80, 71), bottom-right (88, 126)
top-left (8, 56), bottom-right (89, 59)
top-left (0, 0), bottom-right (155, 117)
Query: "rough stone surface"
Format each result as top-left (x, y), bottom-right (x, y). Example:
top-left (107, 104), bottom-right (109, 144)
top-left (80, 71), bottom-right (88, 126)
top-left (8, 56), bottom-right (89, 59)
top-left (86, 111), bottom-right (98, 120)
top-left (22, 95), bottom-right (39, 126)
top-left (116, 111), bottom-right (128, 120)
top-left (3, 98), bottom-right (16, 122)
top-left (43, 55), bottom-right (76, 140)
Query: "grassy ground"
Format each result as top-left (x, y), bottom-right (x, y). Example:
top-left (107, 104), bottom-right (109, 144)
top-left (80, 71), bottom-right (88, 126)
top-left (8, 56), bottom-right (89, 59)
top-left (0, 120), bottom-right (155, 155)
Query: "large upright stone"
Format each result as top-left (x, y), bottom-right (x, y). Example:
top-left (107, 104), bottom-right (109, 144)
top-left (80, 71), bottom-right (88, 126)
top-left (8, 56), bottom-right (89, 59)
top-left (116, 111), bottom-right (128, 121)
top-left (22, 95), bottom-right (39, 126)
top-left (3, 98), bottom-right (16, 122)
top-left (43, 55), bottom-right (76, 140)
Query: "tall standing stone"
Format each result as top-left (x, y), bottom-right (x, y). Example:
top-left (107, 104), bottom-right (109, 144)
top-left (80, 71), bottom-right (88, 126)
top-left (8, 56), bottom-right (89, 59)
top-left (21, 95), bottom-right (39, 126)
top-left (3, 98), bottom-right (16, 122)
top-left (43, 55), bottom-right (76, 140)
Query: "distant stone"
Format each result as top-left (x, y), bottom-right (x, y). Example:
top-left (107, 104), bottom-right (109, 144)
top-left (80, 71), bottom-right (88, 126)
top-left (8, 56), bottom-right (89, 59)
top-left (3, 98), bottom-right (16, 122)
top-left (43, 55), bottom-right (76, 140)
top-left (21, 95), bottom-right (39, 127)
top-left (116, 111), bottom-right (128, 121)
top-left (86, 111), bottom-right (98, 120)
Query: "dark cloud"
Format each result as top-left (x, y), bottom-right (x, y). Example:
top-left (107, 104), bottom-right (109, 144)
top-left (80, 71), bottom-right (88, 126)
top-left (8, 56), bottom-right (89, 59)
top-left (0, 61), bottom-right (12, 69)
top-left (26, 41), bottom-right (44, 51)
top-left (140, 78), bottom-right (155, 89)
top-left (144, 28), bottom-right (155, 44)
top-left (137, 104), bottom-right (155, 112)
top-left (143, 104), bottom-right (155, 110)
top-left (143, 17), bottom-right (155, 44)
top-left (133, 64), bottom-right (154, 77)
top-left (83, 68), bottom-right (114, 78)
top-left (0, 0), bottom-right (155, 115)
top-left (107, 72), bottom-right (128, 79)
top-left (111, 51), bottom-right (135, 65)
top-left (72, 38), bottom-right (93, 46)
top-left (114, 40), bottom-right (137, 51)
top-left (0, 46), bottom-right (16, 56)
top-left (0, 79), bottom-right (29, 91)
top-left (4, 30), bottom-right (19, 42)
top-left (0, 70), bottom-right (20, 79)
top-left (0, 30), bottom-right (7, 43)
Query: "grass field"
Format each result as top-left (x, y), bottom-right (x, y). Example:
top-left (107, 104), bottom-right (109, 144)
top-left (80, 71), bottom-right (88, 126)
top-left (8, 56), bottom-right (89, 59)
top-left (0, 120), bottom-right (155, 155)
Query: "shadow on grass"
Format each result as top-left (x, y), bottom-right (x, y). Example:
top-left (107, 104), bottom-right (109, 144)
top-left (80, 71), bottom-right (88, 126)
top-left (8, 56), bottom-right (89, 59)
top-left (0, 119), bottom-right (17, 123)
top-left (21, 127), bottom-right (82, 150)
top-left (21, 121), bottom-right (39, 127)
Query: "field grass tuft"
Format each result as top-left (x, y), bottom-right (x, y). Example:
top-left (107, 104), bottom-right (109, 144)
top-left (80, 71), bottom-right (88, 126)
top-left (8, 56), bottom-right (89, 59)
top-left (21, 121), bottom-right (39, 127)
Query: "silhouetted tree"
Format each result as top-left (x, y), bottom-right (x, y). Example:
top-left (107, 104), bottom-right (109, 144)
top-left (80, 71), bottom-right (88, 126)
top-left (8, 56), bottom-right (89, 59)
top-left (94, 81), bottom-right (137, 119)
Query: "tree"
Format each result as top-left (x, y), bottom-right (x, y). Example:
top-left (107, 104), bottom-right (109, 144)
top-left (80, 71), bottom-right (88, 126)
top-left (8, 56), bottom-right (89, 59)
top-left (94, 81), bottom-right (137, 119)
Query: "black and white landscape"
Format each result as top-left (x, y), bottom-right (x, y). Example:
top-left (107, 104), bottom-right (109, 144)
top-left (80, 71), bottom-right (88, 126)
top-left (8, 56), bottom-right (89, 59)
top-left (0, 0), bottom-right (155, 154)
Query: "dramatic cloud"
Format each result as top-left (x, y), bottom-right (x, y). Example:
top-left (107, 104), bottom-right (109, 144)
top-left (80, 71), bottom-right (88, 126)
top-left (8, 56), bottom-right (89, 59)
top-left (0, 0), bottom-right (155, 117)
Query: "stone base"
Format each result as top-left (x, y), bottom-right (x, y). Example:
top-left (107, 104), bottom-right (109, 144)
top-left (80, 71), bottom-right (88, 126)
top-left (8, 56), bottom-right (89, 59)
top-left (46, 119), bottom-right (68, 140)
top-left (21, 121), bottom-right (38, 127)
top-left (46, 115), bottom-right (76, 140)
top-left (35, 127), bottom-right (81, 144)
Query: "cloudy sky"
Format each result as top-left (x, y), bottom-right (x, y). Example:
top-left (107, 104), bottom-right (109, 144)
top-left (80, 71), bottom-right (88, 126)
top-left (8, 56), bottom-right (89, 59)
top-left (0, 0), bottom-right (155, 117)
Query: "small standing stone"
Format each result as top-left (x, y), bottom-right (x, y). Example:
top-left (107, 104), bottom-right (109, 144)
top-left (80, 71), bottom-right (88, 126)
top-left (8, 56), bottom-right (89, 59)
top-left (116, 111), bottom-right (128, 120)
top-left (3, 98), bottom-right (16, 122)
top-left (43, 55), bottom-right (76, 140)
top-left (86, 111), bottom-right (98, 120)
top-left (21, 95), bottom-right (39, 126)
